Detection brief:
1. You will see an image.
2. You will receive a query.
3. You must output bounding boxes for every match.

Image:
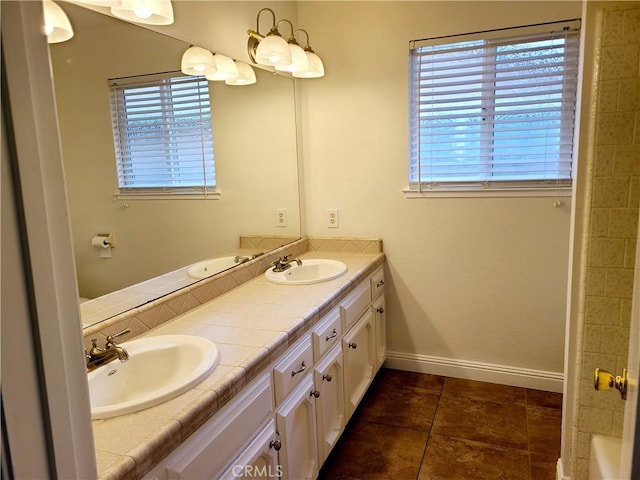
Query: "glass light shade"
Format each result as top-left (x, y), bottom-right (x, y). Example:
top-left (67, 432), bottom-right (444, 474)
top-left (43, 0), bottom-right (74, 44)
top-left (111, 0), bottom-right (174, 25)
top-left (181, 46), bottom-right (216, 76)
top-left (225, 63), bottom-right (257, 86)
top-left (206, 55), bottom-right (239, 81)
top-left (275, 43), bottom-right (309, 73)
top-left (255, 33), bottom-right (292, 67)
top-left (293, 51), bottom-right (325, 78)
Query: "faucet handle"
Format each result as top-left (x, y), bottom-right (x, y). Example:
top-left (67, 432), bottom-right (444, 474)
top-left (106, 328), bottom-right (131, 344)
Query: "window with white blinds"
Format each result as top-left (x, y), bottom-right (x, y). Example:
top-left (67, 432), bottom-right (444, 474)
top-left (109, 72), bottom-right (215, 195)
top-left (409, 20), bottom-right (581, 191)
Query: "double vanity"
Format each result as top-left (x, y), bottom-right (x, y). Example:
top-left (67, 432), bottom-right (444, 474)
top-left (87, 238), bottom-right (386, 480)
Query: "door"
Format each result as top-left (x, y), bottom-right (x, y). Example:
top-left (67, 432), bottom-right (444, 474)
top-left (218, 420), bottom-right (280, 480)
top-left (620, 211), bottom-right (640, 479)
top-left (314, 344), bottom-right (345, 464)
top-left (275, 375), bottom-right (319, 480)
top-left (343, 310), bottom-right (376, 420)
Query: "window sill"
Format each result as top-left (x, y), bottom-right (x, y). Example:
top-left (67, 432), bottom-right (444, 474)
top-left (403, 186), bottom-right (572, 199)
top-left (114, 191), bottom-right (221, 201)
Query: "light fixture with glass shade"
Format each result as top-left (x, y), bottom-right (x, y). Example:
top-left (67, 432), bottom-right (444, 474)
top-left (247, 8), bottom-right (291, 67)
top-left (206, 54), bottom-right (239, 81)
top-left (246, 8), bottom-right (324, 78)
top-left (274, 20), bottom-right (309, 73)
top-left (43, 0), bottom-right (74, 44)
top-left (292, 29), bottom-right (325, 78)
top-left (181, 46), bottom-right (216, 76)
top-left (225, 62), bottom-right (257, 86)
top-left (111, 0), bottom-right (174, 25)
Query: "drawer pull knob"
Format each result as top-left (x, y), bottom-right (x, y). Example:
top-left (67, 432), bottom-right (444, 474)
top-left (310, 389), bottom-right (320, 398)
top-left (348, 342), bottom-right (358, 349)
top-left (291, 361), bottom-right (306, 377)
top-left (326, 329), bottom-right (338, 341)
top-left (322, 374), bottom-right (332, 382)
top-left (376, 279), bottom-right (385, 287)
top-left (376, 307), bottom-right (384, 314)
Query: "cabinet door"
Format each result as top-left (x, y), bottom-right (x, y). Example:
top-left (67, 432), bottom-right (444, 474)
top-left (218, 420), bottom-right (280, 480)
top-left (313, 344), bottom-right (345, 464)
top-left (275, 376), bottom-right (319, 480)
top-left (343, 310), bottom-right (376, 420)
top-left (373, 295), bottom-right (387, 372)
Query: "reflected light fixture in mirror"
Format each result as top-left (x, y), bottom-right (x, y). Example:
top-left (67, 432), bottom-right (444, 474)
top-left (73, 0), bottom-right (174, 25)
top-left (225, 62), bottom-right (257, 86)
top-left (181, 46), bottom-right (216, 76)
top-left (43, 0), bottom-right (74, 43)
top-left (206, 54), bottom-right (239, 81)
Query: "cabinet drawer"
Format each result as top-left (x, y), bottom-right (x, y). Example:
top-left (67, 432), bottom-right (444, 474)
top-left (273, 336), bottom-right (313, 405)
top-left (164, 372), bottom-right (273, 479)
top-left (370, 267), bottom-right (385, 300)
top-left (340, 281), bottom-right (371, 331)
top-left (312, 307), bottom-right (342, 363)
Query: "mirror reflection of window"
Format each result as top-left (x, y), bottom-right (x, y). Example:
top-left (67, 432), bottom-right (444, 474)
top-left (109, 72), bottom-right (216, 195)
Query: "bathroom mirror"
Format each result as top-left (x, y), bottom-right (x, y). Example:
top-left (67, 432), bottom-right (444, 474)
top-left (49, 3), bottom-right (300, 327)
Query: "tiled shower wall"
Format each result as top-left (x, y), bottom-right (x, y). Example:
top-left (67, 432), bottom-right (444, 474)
top-left (576, 4), bottom-right (640, 478)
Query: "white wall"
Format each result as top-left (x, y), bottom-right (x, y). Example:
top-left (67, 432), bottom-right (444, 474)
top-left (298, 1), bottom-right (582, 385)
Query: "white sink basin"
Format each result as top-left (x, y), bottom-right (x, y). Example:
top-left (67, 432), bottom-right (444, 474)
top-left (88, 335), bottom-right (219, 419)
top-left (265, 259), bottom-right (348, 285)
top-left (187, 256), bottom-right (239, 279)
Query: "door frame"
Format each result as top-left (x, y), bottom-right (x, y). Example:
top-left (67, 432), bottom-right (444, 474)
top-left (1, 1), bottom-right (96, 477)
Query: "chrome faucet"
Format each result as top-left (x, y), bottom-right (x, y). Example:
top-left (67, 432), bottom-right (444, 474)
top-left (234, 255), bottom-right (251, 264)
top-left (271, 254), bottom-right (302, 272)
top-left (85, 328), bottom-right (131, 371)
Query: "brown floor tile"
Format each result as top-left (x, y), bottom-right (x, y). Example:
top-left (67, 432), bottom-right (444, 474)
top-left (355, 373), bottom-right (440, 431)
top-left (526, 389), bottom-right (563, 409)
top-left (530, 453), bottom-right (558, 480)
top-left (374, 368), bottom-right (445, 393)
top-left (319, 420), bottom-right (428, 480)
top-left (443, 377), bottom-right (526, 404)
top-left (526, 405), bottom-right (562, 456)
top-left (418, 434), bottom-right (530, 480)
top-left (433, 393), bottom-right (528, 450)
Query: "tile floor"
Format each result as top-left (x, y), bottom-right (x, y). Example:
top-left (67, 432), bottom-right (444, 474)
top-left (319, 368), bottom-right (562, 480)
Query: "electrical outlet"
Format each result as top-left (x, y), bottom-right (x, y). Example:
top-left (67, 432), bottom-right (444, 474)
top-left (276, 209), bottom-right (287, 227)
top-left (328, 209), bottom-right (339, 228)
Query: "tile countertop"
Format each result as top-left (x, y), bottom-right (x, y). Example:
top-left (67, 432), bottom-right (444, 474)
top-left (93, 250), bottom-right (385, 480)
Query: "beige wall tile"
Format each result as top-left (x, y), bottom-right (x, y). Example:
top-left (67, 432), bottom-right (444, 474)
top-left (585, 295), bottom-right (621, 325)
top-left (578, 406), bottom-right (613, 434)
top-left (597, 112), bottom-right (635, 145)
top-left (604, 268), bottom-right (635, 298)
top-left (588, 237), bottom-right (626, 267)
top-left (592, 177), bottom-right (630, 207)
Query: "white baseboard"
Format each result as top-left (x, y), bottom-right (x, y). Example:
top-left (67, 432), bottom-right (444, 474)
top-left (557, 458), bottom-right (570, 480)
top-left (384, 350), bottom-right (564, 393)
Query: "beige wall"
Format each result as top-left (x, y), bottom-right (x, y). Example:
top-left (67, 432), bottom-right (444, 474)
top-left (298, 1), bottom-right (583, 383)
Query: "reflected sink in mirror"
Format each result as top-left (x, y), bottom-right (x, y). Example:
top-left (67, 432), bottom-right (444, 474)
top-left (265, 259), bottom-right (348, 285)
top-left (187, 256), bottom-right (241, 279)
top-left (88, 335), bottom-right (219, 419)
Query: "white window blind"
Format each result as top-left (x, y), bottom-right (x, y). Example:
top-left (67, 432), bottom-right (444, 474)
top-left (109, 72), bottom-right (215, 195)
top-left (409, 20), bottom-right (581, 191)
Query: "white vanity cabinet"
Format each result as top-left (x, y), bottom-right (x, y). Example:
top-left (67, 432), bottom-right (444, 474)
top-left (217, 420), bottom-right (280, 480)
top-left (275, 375), bottom-right (319, 480)
top-left (144, 372), bottom-right (274, 480)
top-left (141, 263), bottom-right (386, 480)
